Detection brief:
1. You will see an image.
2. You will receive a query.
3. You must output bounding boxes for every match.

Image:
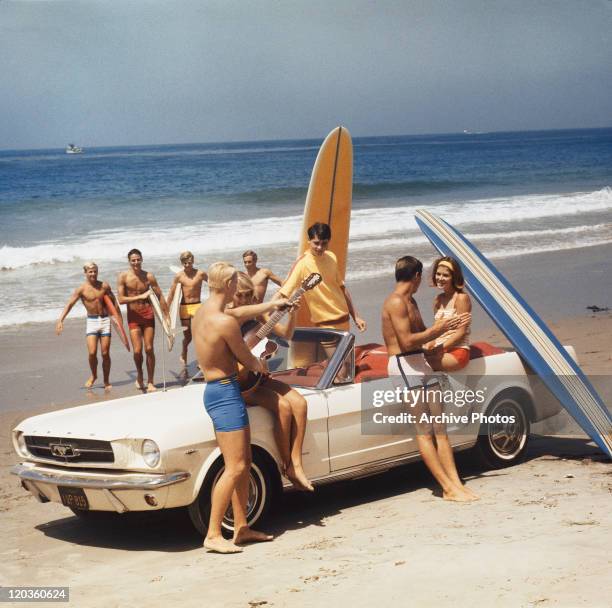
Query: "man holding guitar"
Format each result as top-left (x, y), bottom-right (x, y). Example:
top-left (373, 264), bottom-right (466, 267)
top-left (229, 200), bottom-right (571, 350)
top-left (193, 262), bottom-right (293, 554)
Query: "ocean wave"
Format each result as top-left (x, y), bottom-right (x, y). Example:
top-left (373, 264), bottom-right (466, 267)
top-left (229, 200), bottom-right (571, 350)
top-left (352, 179), bottom-right (477, 199)
top-left (1, 188), bottom-right (610, 272)
top-left (0, 306), bottom-right (69, 329)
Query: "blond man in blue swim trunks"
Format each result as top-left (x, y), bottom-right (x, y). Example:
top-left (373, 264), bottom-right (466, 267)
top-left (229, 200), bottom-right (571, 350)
top-left (192, 261), bottom-right (273, 554)
top-left (56, 262), bottom-right (120, 391)
top-left (167, 251), bottom-right (208, 366)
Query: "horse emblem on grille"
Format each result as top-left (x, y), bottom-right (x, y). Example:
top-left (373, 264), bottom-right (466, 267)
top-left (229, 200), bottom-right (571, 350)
top-left (50, 443), bottom-right (79, 458)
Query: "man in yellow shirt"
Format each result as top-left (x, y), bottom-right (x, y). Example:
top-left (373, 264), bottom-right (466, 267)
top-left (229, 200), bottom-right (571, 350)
top-left (280, 222), bottom-right (366, 331)
top-left (280, 222), bottom-right (366, 372)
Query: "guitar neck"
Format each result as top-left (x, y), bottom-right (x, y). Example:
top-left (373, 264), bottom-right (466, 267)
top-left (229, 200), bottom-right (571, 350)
top-left (255, 287), bottom-right (305, 339)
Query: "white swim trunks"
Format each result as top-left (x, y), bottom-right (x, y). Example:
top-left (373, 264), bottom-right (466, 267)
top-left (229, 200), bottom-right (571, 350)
top-left (387, 351), bottom-right (440, 388)
top-left (86, 315), bottom-right (111, 337)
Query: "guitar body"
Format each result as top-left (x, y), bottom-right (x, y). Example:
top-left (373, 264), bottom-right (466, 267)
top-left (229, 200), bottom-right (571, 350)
top-left (235, 273), bottom-right (322, 394)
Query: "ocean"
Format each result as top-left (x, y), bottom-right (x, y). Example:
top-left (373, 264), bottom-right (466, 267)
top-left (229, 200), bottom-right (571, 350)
top-left (1, 128), bottom-right (611, 329)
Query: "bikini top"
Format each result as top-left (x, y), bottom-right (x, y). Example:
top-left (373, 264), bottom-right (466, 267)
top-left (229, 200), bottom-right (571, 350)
top-left (434, 292), bottom-right (470, 349)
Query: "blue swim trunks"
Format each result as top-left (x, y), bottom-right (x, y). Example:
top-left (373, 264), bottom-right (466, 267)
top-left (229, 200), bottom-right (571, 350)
top-left (203, 374), bottom-right (249, 432)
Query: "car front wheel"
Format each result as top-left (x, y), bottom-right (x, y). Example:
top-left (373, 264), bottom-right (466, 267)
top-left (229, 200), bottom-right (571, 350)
top-left (188, 448), bottom-right (279, 537)
top-left (475, 391), bottom-right (531, 469)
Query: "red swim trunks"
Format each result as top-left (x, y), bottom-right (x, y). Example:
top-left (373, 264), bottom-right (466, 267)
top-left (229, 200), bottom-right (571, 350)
top-left (445, 347), bottom-right (470, 369)
top-left (127, 305), bottom-right (155, 330)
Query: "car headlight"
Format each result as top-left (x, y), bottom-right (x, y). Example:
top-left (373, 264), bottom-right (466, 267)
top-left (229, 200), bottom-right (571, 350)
top-left (142, 439), bottom-right (160, 468)
top-left (14, 432), bottom-right (28, 457)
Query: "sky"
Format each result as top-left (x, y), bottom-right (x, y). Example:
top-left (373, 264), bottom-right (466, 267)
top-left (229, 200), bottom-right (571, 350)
top-left (1, 0), bottom-right (611, 149)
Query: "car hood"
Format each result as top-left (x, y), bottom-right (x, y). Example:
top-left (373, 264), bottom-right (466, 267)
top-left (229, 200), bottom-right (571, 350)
top-left (14, 384), bottom-right (212, 446)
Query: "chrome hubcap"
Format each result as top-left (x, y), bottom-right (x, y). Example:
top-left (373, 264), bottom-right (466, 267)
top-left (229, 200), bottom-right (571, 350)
top-left (488, 398), bottom-right (527, 460)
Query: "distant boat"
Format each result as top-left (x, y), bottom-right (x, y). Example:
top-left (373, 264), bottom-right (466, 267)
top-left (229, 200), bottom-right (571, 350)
top-left (65, 144), bottom-right (83, 154)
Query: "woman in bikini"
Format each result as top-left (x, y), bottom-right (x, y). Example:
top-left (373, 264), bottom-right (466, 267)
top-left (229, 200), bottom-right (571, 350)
top-left (425, 256), bottom-right (472, 372)
top-left (227, 272), bottom-right (313, 492)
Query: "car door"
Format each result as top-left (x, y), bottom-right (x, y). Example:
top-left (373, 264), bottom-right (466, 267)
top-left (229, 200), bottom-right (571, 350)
top-left (325, 376), bottom-right (419, 472)
top-left (298, 389), bottom-right (332, 480)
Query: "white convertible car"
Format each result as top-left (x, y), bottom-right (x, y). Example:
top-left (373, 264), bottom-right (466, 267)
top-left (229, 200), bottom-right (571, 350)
top-left (12, 329), bottom-right (566, 534)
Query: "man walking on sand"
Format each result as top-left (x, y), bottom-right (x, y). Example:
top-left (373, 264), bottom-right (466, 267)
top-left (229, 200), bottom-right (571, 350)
top-left (167, 251), bottom-right (208, 366)
top-left (193, 261), bottom-right (273, 554)
top-left (56, 262), bottom-right (120, 391)
top-left (382, 255), bottom-right (478, 502)
top-left (242, 250), bottom-right (283, 303)
top-left (117, 248), bottom-right (168, 392)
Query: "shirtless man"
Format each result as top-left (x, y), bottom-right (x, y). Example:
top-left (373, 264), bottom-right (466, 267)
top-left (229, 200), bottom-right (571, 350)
top-left (117, 249), bottom-right (168, 393)
top-left (193, 261), bottom-right (273, 554)
top-left (167, 251), bottom-right (208, 365)
top-left (56, 262), bottom-right (119, 390)
top-left (242, 250), bottom-right (283, 302)
top-left (382, 255), bottom-right (477, 502)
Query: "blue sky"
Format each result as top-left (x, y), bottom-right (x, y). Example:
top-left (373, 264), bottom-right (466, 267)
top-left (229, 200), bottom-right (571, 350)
top-left (2, 0), bottom-right (611, 148)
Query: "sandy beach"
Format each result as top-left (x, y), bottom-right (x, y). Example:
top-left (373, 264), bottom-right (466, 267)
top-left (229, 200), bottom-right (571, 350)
top-left (1, 243), bottom-right (611, 607)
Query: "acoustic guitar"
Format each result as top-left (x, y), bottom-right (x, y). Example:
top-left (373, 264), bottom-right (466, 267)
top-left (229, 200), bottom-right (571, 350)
top-left (238, 272), bottom-right (322, 393)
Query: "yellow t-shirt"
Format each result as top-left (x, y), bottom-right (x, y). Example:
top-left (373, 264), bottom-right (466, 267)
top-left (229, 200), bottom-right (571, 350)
top-left (280, 251), bottom-right (348, 325)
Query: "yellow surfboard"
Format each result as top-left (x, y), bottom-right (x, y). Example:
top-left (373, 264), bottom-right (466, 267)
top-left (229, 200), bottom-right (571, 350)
top-left (293, 126), bottom-right (353, 328)
top-left (289, 126), bottom-right (353, 366)
top-left (298, 125), bottom-right (353, 280)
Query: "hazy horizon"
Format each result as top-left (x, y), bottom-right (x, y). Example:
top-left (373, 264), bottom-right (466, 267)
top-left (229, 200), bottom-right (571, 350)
top-left (3, 125), bottom-right (612, 153)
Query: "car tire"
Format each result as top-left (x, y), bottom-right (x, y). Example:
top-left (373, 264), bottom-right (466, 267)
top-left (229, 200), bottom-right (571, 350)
top-left (474, 391), bottom-right (531, 469)
top-left (188, 447), bottom-right (280, 537)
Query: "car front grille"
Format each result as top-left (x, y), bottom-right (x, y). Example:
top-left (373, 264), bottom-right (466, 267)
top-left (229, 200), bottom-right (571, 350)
top-left (25, 436), bottom-right (114, 463)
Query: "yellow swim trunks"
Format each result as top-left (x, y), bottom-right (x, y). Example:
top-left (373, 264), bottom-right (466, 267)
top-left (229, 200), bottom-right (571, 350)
top-left (180, 302), bottom-right (201, 320)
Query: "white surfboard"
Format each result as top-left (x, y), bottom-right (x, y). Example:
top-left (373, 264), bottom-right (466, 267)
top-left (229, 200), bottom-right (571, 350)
top-left (167, 283), bottom-right (183, 351)
top-left (148, 289), bottom-right (173, 350)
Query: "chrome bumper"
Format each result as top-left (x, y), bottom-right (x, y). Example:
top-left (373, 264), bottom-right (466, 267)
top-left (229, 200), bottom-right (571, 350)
top-left (11, 463), bottom-right (190, 490)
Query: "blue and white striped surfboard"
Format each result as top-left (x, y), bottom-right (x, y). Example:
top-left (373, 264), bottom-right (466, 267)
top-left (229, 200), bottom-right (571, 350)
top-left (415, 209), bottom-right (612, 459)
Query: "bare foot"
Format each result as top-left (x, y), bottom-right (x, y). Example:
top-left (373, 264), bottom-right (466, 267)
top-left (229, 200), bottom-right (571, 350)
top-left (233, 526), bottom-right (273, 545)
top-left (286, 463), bottom-right (314, 492)
top-left (84, 375), bottom-right (96, 388)
top-left (104, 383), bottom-right (112, 392)
top-left (147, 383), bottom-right (157, 393)
top-left (442, 488), bottom-right (474, 502)
top-left (203, 536), bottom-right (243, 554)
top-left (135, 380), bottom-right (145, 391)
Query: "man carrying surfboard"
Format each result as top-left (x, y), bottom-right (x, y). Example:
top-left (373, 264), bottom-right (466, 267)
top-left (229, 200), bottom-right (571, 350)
top-left (117, 248), bottom-right (169, 393)
top-left (167, 251), bottom-right (209, 366)
top-left (56, 261), bottom-right (119, 391)
top-left (382, 255), bottom-right (477, 502)
top-left (242, 250), bottom-right (283, 303)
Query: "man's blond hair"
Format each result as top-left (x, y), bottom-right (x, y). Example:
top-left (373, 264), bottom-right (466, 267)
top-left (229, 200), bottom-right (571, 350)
top-left (179, 250), bottom-right (194, 262)
top-left (207, 262), bottom-right (236, 291)
top-left (83, 261), bottom-right (98, 272)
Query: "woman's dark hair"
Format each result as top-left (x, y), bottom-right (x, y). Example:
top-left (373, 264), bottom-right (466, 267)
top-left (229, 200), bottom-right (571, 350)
top-left (431, 256), bottom-right (465, 290)
top-left (307, 222), bottom-right (331, 240)
top-left (395, 256), bottom-right (423, 282)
